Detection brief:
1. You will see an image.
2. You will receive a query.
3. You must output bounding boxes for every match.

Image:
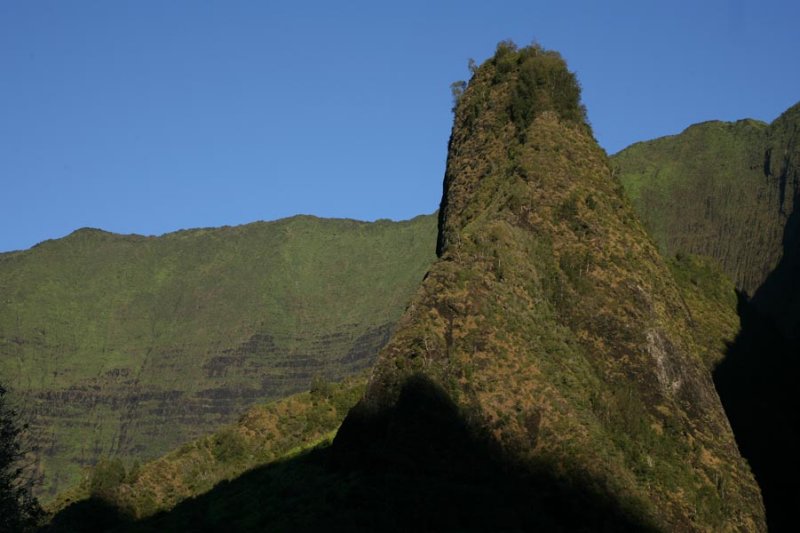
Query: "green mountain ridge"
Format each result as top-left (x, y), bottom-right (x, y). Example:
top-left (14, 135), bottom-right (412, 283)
top-left (0, 213), bottom-right (437, 498)
top-left (612, 102), bottom-right (799, 301)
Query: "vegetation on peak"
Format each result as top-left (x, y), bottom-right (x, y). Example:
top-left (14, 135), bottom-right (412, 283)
top-left (492, 41), bottom-right (589, 135)
top-left (438, 41), bottom-right (592, 256)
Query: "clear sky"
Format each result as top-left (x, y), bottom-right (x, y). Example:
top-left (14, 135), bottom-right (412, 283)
top-left (1, 1), bottom-right (798, 252)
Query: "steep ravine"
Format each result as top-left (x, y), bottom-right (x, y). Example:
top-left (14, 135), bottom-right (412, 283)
top-left (614, 101), bottom-right (800, 531)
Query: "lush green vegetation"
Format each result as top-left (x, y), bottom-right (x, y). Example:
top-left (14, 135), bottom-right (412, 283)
top-left (614, 101), bottom-right (800, 531)
top-left (47, 375), bottom-right (365, 522)
top-left (0, 214), bottom-right (437, 499)
top-left (666, 253), bottom-right (739, 369)
top-left (612, 103), bottom-right (800, 299)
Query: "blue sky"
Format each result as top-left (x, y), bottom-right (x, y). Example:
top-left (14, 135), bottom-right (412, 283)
top-left (1, 1), bottom-right (798, 252)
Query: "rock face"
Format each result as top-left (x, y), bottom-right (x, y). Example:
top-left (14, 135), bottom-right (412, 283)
top-left (0, 214), bottom-right (436, 498)
top-left (339, 43), bottom-right (765, 531)
top-left (613, 103), bottom-right (800, 319)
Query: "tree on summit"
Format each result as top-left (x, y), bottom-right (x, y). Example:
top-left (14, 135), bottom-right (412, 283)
top-left (450, 80), bottom-right (467, 111)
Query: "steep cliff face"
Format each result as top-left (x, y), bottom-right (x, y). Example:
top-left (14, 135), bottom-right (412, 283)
top-left (613, 103), bottom-right (800, 308)
top-left (339, 43), bottom-right (765, 531)
top-left (0, 214), bottom-right (436, 498)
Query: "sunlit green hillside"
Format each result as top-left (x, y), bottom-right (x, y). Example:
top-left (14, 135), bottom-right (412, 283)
top-left (0, 214), bottom-right (437, 498)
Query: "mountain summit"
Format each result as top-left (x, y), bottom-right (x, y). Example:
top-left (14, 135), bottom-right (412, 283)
top-left (336, 42), bottom-right (765, 531)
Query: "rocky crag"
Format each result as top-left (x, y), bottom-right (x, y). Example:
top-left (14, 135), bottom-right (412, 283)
top-left (336, 42), bottom-right (765, 531)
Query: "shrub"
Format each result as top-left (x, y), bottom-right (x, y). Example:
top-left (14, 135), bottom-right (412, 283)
top-left (89, 458), bottom-right (127, 500)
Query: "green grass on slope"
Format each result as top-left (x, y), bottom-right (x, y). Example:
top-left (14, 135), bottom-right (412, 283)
top-left (0, 214), bottom-right (437, 499)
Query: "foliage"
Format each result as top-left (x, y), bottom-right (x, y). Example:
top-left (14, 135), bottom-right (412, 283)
top-left (0, 385), bottom-right (42, 532)
top-left (508, 46), bottom-right (587, 138)
top-left (449, 80), bottom-right (466, 111)
top-left (667, 253), bottom-right (739, 368)
top-left (47, 375), bottom-right (366, 521)
top-left (88, 458), bottom-right (127, 500)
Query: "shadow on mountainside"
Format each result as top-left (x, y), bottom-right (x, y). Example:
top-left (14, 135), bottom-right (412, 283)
top-left (714, 192), bottom-right (800, 532)
top-left (714, 292), bottom-right (800, 532)
top-left (749, 182), bottom-right (800, 340)
top-left (47, 376), bottom-right (658, 532)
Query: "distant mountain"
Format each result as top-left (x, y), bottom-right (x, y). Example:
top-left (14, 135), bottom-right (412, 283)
top-left (0, 214), bottom-right (436, 498)
top-left (612, 103), bottom-right (800, 321)
top-left (613, 102), bottom-right (800, 531)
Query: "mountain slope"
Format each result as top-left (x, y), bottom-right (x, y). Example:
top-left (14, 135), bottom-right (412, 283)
top-left (47, 374), bottom-right (366, 523)
top-left (337, 42), bottom-right (764, 531)
top-left (0, 214), bottom-right (436, 498)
